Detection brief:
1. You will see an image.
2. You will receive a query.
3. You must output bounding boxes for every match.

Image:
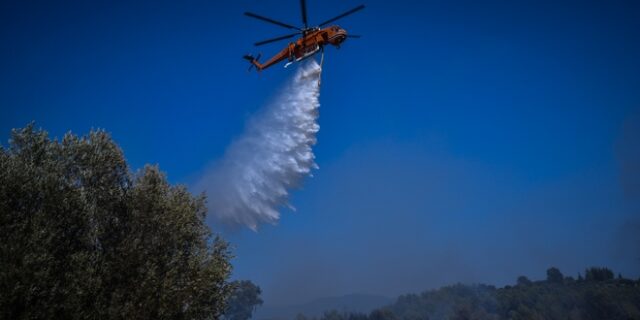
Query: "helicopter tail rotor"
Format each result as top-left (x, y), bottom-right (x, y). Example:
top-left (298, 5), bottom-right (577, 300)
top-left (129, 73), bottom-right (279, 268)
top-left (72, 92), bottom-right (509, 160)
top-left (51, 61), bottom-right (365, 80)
top-left (244, 53), bottom-right (263, 71)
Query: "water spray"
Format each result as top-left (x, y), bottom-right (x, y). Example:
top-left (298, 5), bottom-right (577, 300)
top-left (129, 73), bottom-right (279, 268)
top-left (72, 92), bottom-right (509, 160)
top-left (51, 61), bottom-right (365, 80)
top-left (197, 60), bottom-right (322, 230)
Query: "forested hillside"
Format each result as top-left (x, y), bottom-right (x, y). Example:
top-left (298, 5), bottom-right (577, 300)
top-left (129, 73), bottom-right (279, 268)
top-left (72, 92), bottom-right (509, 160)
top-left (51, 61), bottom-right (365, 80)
top-left (304, 267), bottom-right (640, 320)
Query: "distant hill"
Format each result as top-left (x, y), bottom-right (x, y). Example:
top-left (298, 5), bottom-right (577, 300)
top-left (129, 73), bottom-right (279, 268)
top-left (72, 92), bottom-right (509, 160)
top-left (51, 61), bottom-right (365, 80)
top-left (255, 293), bottom-right (393, 320)
top-left (299, 267), bottom-right (640, 320)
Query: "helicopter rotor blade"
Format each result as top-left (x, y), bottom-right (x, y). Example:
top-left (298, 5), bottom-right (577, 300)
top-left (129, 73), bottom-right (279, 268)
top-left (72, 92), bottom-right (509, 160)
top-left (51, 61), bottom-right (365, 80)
top-left (318, 4), bottom-right (365, 27)
top-left (254, 32), bottom-right (299, 46)
top-left (300, 0), bottom-right (309, 29)
top-left (244, 12), bottom-right (301, 31)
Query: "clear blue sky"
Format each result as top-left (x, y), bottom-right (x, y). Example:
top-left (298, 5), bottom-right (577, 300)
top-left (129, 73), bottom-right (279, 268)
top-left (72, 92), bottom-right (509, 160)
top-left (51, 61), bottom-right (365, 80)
top-left (1, 0), bottom-right (639, 306)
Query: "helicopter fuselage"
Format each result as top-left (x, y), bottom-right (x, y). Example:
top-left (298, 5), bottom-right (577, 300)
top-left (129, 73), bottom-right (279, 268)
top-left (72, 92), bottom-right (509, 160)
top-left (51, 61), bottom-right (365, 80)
top-left (247, 25), bottom-right (348, 71)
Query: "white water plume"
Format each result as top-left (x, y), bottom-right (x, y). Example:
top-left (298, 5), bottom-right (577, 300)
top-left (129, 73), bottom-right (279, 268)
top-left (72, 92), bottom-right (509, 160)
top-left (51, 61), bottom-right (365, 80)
top-left (197, 60), bottom-right (322, 230)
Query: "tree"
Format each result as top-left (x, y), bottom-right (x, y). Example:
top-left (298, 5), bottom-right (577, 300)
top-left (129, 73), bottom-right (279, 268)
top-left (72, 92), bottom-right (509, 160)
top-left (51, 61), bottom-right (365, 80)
top-left (323, 310), bottom-right (348, 320)
top-left (584, 289), bottom-right (620, 318)
top-left (348, 313), bottom-right (370, 320)
top-left (295, 314), bottom-right (309, 320)
top-left (516, 276), bottom-right (532, 286)
top-left (369, 309), bottom-right (396, 320)
top-left (224, 280), bottom-right (264, 320)
top-left (546, 267), bottom-right (564, 284)
top-left (585, 267), bottom-right (614, 282)
top-left (0, 125), bottom-right (233, 319)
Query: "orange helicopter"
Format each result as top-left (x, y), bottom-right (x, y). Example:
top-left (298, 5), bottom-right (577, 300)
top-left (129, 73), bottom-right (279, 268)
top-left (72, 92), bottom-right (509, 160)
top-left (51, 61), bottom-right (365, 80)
top-left (243, 0), bottom-right (364, 71)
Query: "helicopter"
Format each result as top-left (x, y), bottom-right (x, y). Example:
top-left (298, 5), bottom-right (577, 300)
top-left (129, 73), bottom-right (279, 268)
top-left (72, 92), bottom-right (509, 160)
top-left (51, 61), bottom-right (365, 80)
top-left (243, 0), bottom-right (364, 71)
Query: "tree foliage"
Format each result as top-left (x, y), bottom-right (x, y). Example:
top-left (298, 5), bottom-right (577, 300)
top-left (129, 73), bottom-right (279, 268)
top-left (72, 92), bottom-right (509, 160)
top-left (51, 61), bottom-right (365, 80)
top-left (585, 267), bottom-right (614, 282)
top-left (224, 280), bottom-right (264, 320)
top-left (308, 267), bottom-right (640, 320)
top-left (0, 125), bottom-right (233, 319)
top-left (516, 276), bottom-right (531, 286)
top-left (546, 267), bottom-right (564, 284)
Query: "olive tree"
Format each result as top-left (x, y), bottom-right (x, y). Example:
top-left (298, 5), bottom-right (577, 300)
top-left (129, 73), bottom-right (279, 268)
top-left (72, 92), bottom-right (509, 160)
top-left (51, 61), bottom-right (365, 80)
top-left (0, 124), bottom-right (233, 319)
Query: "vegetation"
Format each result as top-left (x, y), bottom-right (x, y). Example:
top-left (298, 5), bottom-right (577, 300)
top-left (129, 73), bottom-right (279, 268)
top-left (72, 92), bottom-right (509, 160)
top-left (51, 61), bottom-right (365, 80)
top-left (0, 125), bottom-right (234, 319)
top-left (3, 125), bottom-right (639, 320)
top-left (309, 267), bottom-right (640, 320)
top-left (225, 280), bottom-right (264, 320)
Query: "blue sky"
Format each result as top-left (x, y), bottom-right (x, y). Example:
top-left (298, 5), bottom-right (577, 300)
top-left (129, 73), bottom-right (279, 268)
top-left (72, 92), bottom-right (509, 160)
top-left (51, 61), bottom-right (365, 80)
top-left (1, 0), bottom-right (639, 306)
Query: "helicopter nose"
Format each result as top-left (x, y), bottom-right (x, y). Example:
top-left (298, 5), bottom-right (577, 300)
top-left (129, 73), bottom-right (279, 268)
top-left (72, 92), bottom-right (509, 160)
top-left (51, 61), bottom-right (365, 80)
top-left (328, 28), bottom-right (347, 45)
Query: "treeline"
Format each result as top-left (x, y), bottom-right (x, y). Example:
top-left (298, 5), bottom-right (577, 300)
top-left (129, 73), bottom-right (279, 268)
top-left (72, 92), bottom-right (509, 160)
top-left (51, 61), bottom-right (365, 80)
top-left (301, 267), bottom-right (640, 320)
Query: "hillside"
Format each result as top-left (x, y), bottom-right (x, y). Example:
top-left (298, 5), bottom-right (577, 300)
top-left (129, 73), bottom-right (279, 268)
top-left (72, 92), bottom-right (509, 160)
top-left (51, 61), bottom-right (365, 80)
top-left (301, 267), bottom-right (640, 320)
top-left (256, 294), bottom-right (392, 320)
